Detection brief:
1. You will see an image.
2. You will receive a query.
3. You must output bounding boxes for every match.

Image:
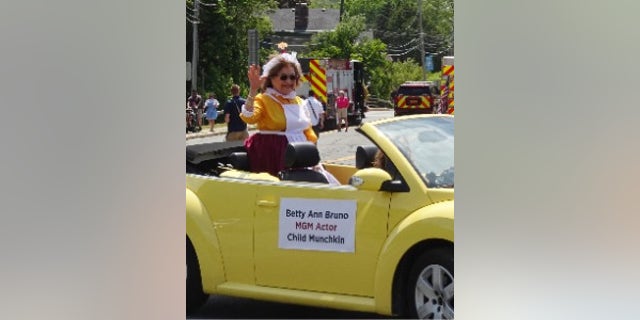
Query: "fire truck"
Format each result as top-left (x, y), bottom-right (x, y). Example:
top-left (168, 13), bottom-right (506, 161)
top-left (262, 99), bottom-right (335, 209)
top-left (439, 56), bottom-right (454, 114)
top-left (296, 58), bottom-right (366, 130)
top-left (392, 81), bottom-right (438, 116)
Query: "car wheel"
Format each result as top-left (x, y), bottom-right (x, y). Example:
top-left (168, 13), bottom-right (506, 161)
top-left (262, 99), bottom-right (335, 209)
top-left (186, 239), bottom-right (208, 315)
top-left (406, 247), bottom-right (454, 319)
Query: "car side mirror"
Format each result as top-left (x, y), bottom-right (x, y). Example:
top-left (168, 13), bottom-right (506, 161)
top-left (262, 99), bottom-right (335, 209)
top-left (348, 168), bottom-right (393, 191)
top-left (380, 179), bottom-right (410, 192)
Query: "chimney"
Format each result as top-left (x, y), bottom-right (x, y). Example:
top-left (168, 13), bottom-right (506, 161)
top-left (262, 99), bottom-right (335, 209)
top-left (294, 3), bottom-right (309, 31)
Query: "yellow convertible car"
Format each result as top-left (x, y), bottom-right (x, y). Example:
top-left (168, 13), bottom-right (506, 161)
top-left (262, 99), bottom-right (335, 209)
top-left (186, 114), bottom-right (454, 319)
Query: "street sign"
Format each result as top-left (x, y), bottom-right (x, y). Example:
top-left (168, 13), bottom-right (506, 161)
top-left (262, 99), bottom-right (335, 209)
top-left (425, 54), bottom-right (434, 72)
top-left (248, 29), bottom-right (259, 66)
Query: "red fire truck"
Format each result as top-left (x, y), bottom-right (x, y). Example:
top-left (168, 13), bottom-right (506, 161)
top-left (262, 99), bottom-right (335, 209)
top-left (392, 81), bottom-right (438, 117)
top-left (439, 56), bottom-right (455, 114)
top-left (296, 58), bottom-right (366, 130)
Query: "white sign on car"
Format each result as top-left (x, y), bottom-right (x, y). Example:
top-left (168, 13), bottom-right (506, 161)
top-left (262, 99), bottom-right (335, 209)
top-left (278, 198), bottom-right (357, 253)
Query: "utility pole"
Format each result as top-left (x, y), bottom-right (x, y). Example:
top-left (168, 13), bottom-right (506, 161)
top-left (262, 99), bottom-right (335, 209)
top-left (418, 0), bottom-right (426, 80)
top-left (191, 0), bottom-right (199, 91)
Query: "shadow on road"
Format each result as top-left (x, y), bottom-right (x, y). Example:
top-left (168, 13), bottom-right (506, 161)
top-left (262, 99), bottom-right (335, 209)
top-left (188, 295), bottom-right (397, 319)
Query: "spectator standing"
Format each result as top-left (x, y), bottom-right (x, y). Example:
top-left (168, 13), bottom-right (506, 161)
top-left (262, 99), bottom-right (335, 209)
top-left (187, 89), bottom-right (203, 127)
top-left (304, 90), bottom-right (325, 139)
top-left (204, 93), bottom-right (219, 132)
top-left (335, 90), bottom-right (350, 132)
top-left (224, 84), bottom-right (249, 141)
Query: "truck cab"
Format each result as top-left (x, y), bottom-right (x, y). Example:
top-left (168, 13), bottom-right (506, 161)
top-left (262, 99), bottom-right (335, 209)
top-left (393, 81), bottom-right (438, 117)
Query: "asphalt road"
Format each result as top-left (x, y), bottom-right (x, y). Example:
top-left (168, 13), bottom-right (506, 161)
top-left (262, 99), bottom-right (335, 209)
top-left (317, 109), bottom-right (393, 165)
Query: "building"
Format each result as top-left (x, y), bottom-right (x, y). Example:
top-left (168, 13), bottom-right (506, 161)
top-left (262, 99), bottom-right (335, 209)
top-left (266, 3), bottom-right (340, 54)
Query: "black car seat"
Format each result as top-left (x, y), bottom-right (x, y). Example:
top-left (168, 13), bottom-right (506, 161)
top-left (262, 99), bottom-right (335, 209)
top-left (355, 145), bottom-right (379, 169)
top-left (228, 152), bottom-right (250, 171)
top-left (278, 142), bottom-right (329, 184)
top-left (355, 145), bottom-right (399, 179)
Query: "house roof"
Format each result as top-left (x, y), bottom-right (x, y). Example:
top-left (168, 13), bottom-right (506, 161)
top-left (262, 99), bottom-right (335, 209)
top-left (268, 8), bottom-right (340, 32)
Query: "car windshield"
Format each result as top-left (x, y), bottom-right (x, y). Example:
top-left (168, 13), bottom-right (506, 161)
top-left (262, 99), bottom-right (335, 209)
top-left (376, 116), bottom-right (454, 188)
top-left (398, 87), bottom-right (431, 96)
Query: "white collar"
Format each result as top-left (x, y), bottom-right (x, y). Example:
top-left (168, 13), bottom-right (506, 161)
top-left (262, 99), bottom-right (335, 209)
top-left (265, 87), bottom-right (297, 100)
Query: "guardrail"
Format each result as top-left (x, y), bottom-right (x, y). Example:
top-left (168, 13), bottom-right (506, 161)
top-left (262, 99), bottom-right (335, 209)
top-left (365, 95), bottom-right (393, 109)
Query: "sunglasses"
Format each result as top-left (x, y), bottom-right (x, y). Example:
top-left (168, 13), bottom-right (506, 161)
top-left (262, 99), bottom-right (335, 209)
top-left (278, 73), bottom-right (298, 81)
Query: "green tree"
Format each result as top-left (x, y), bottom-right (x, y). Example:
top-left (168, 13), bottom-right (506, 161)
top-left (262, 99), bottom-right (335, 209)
top-left (304, 15), bottom-right (366, 59)
top-left (302, 13), bottom-right (426, 99)
top-left (186, 0), bottom-right (277, 99)
top-left (351, 38), bottom-right (391, 98)
top-left (186, 0), bottom-right (453, 102)
top-left (308, 0), bottom-right (340, 9)
top-left (276, 0), bottom-right (296, 8)
top-left (346, 0), bottom-right (454, 63)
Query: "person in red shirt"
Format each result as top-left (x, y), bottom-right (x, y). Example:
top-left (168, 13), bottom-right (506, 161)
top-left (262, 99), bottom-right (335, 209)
top-left (335, 90), bottom-right (350, 132)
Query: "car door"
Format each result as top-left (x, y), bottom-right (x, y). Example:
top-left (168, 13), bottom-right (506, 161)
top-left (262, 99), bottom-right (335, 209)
top-left (253, 182), bottom-right (391, 297)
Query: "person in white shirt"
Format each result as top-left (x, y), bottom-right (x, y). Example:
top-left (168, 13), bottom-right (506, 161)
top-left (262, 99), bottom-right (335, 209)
top-left (304, 90), bottom-right (325, 138)
top-left (204, 93), bottom-right (220, 132)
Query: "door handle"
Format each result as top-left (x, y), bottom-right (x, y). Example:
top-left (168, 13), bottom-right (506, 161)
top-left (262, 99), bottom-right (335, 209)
top-left (257, 200), bottom-right (277, 207)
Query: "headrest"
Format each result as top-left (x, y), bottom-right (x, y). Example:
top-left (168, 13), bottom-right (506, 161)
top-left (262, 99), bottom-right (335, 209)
top-left (355, 145), bottom-right (379, 169)
top-left (285, 142), bottom-right (320, 168)
top-left (228, 152), bottom-right (250, 171)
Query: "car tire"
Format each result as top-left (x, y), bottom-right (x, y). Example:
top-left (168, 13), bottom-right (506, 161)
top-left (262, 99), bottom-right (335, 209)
top-left (406, 247), bottom-right (454, 319)
top-left (186, 238), bottom-right (208, 315)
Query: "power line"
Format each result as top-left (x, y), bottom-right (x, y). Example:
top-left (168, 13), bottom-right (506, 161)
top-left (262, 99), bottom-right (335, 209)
top-left (186, 10), bottom-right (200, 23)
top-left (387, 41), bottom-right (444, 53)
top-left (387, 45), bottom-right (420, 57)
top-left (198, 0), bottom-right (218, 7)
top-left (186, 11), bottom-right (198, 19)
top-left (371, 28), bottom-right (451, 42)
top-left (424, 45), bottom-right (453, 56)
top-left (386, 38), bottom-right (420, 50)
top-left (386, 46), bottom-right (419, 53)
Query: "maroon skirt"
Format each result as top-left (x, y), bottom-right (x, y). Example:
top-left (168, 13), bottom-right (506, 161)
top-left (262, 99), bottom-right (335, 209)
top-left (244, 133), bottom-right (289, 177)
